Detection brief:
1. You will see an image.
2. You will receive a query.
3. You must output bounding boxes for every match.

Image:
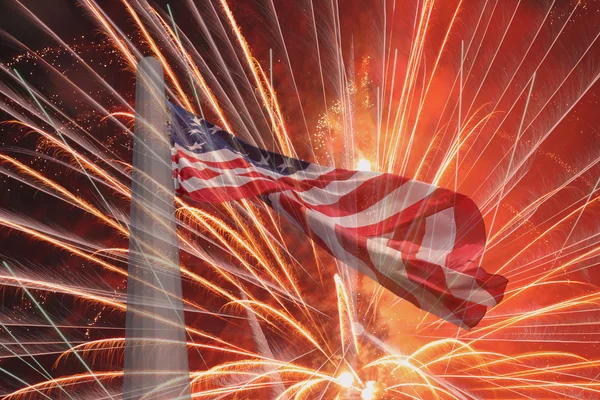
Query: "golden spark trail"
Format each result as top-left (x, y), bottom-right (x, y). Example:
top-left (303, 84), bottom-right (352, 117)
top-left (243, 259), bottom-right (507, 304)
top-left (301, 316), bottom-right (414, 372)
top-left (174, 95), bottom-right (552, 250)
top-left (218, 0), bottom-right (294, 157)
top-left (80, 0), bottom-right (137, 68)
top-left (149, 9), bottom-right (233, 132)
top-left (118, 0), bottom-right (196, 113)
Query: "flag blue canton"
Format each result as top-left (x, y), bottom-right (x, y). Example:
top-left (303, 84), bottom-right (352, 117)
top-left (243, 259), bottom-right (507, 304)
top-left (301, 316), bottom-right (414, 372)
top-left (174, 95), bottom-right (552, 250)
top-left (169, 103), bottom-right (310, 175)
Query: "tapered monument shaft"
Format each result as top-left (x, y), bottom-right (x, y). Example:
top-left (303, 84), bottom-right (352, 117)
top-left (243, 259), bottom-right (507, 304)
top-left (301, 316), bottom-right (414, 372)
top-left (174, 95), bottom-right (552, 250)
top-left (123, 57), bottom-right (191, 399)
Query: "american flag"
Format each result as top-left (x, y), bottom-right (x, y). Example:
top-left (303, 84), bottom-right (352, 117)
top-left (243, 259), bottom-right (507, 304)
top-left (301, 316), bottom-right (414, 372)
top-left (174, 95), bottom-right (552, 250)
top-left (169, 103), bottom-right (508, 329)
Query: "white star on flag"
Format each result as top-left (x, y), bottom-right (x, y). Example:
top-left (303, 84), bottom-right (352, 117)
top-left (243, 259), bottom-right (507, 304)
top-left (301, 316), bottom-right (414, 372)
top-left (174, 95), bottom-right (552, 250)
top-left (191, 115), bottom-right (203, 128)
top-left (277, 157), bottom-right (296, 173)
top-left (188, 141), bottom-right (205, 151)
top-left (256, 152), bottom-right (271, 167)
top-left (208, 125), bottom-right (221, 135)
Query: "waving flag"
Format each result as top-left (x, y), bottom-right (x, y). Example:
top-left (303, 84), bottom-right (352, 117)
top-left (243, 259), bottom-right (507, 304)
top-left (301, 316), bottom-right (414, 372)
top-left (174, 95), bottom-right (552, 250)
top-left (169, 103), bottom-right (507, 329)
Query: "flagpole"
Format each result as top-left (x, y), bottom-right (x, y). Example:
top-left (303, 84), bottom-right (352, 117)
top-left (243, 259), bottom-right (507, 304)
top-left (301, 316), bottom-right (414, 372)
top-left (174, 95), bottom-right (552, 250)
top-left (123, 57), bottom-right (191, 399)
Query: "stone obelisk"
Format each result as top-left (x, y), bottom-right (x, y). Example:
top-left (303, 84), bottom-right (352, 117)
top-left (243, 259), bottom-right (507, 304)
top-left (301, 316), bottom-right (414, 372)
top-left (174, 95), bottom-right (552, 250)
top-left (123, 57), bottom-right (191, 400)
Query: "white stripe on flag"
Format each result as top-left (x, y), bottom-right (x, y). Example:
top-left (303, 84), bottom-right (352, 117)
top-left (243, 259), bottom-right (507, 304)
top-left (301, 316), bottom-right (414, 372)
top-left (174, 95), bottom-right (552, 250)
top-left (416, 208), bottom-right (496, 306)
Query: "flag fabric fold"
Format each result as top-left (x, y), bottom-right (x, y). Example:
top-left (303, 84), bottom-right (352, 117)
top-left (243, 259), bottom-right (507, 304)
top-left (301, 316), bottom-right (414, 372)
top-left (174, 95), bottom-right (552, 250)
top-left (168, 103), bottom-right (507, 329)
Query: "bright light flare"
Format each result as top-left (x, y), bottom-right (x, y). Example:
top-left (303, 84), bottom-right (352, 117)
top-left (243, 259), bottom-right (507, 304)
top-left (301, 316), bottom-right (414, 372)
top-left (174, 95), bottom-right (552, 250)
top-left (337, 371), bottom-right (354, 388)
top-left (361, 381), bottom-right (377, 400)
top-left (357, 158), bottom-right (372, 171)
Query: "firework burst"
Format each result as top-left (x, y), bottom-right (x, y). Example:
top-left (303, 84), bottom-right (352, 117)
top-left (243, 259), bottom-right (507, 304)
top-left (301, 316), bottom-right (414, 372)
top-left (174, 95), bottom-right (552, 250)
top-left (0, 0), bottom-right (599, 398)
